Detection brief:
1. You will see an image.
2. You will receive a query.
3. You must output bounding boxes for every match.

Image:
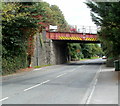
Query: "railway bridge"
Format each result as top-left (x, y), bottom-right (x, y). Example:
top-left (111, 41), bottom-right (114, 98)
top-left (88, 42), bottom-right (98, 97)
top-left (33, 26), bottom-right (100, 66)
top-left (46, 31), bottom-right (99, 43)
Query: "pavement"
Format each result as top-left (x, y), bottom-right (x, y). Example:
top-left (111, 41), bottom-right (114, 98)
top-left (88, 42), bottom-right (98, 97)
top-left (87, 65), bottom-right (119, 104)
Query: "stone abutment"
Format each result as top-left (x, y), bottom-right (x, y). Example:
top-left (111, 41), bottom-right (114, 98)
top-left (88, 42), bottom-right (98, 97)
top-left (32, 31), bottom-right (68, 67)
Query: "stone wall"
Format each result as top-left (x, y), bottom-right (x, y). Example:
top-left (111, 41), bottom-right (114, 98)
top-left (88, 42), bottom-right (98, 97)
top-left (32, 31), bottom-right (68, 67)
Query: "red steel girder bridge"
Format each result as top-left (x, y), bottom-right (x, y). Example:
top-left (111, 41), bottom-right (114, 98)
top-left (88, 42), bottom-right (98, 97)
top-left (46, 31), bottom-right (100, 43)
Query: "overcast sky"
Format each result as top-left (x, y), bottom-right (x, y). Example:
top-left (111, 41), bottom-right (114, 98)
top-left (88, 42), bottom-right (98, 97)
top-left (43, 0), bottom-right (96, 27)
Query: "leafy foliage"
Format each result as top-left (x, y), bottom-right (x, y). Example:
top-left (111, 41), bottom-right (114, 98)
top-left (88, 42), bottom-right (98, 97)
top-left (50, 5), bottom-right (69, 32)
top-left (2, 2), bottom-right (69, 75)
top-left (86, 2), bottom-right (120, 59)
top-left (67, 43), bottom-right (103, 60)
top-left (68, 43), bottom-right (83, 60)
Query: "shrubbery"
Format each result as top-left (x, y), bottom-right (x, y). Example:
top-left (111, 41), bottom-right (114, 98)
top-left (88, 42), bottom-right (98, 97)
top-left (2, 2), bottom-right (69, 75)
top-left (86, 2), bottom-right (120, 59)
top-left (2, 3), bottom-right (37, 75)
top-left (67, 43), bottom-right (103, 61)
top-left (2, 56), bottom-right (28, 75)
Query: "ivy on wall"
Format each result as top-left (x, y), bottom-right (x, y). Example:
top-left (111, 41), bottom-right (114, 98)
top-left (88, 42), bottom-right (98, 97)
top-left (2, 2), bottom-right (69, 75)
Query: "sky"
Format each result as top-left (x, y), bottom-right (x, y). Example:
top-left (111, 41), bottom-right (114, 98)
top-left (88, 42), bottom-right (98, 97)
top-left (43, 0), bottom-right (96, 27)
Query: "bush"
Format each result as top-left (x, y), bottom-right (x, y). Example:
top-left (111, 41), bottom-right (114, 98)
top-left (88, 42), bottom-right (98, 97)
top-left (2, 55), bottom-right (28, 75)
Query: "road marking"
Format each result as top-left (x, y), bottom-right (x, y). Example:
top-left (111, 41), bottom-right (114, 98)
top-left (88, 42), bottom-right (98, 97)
top-left (0, 97), bottom-right (9, 102)
top-left (81, 65), bottom-right (102, 104)
top-left (69, 66), bottom-right (83, 72)
top-left (42, 80), bottom-right (50, 84)
top-left (33, 68), bottom-right (42, 71)
top-left (70, 70), bottom-right (75, 72)
top-left (24, 83), bottom-right (43, 91)
top-left (56, 66), bottom-right (83, 78)
top-left (24, 80), bottom-right (50, 91)
top-left (56, 73), bottom-right (66, 78)
top-left (86, 79), bottom-right (98, 104)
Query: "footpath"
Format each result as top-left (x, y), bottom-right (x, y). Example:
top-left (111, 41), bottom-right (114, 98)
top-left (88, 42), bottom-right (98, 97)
top-left (88, 65), bottom-right (119, 104)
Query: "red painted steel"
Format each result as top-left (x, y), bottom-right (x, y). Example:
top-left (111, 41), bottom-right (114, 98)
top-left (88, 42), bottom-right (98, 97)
top-left (46, 31), bottom-right (98, 41)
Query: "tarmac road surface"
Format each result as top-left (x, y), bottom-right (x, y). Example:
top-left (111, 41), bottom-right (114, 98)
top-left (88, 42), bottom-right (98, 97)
top-left (1, 59), bottom-right (114, 104)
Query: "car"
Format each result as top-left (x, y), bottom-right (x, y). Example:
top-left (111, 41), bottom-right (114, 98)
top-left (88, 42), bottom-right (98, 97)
top-left (102, 56), bottom-right (107, 59)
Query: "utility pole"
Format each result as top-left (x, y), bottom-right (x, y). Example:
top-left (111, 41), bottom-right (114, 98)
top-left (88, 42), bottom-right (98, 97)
top-left (36, 34), bottom-right (39, 66)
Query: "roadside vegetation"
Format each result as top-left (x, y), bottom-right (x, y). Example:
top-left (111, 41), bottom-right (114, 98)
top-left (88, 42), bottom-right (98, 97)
top-left (68, 2), bottom-right (120, 64)
top-left (34, 64), bottom-right (52, 68)
top-left (67, 43), bottom-right (103, 61)
top-left (85, 2), bottom-right (120, 62)
top-left (2, 2), bottom-right (69, 75)
top-left (2, 1), bottom-right (118, 75)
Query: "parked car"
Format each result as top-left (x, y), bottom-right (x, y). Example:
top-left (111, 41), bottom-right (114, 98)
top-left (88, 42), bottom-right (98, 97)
top-left (102, 56), bottom-right (107, 59)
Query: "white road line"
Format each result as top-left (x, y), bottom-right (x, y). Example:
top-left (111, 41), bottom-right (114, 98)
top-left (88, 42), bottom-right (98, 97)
top-left (0, 97), bottom-right (9, 102)
top-left (69, 66), bottom-right (83, 72)
top-left (81, 65), bottom-right (101, 104)
top-left (24, 83), bottom-right (42, 91)
top-left (86, 79), bottom-right (98, 104)
top-left (33, 68), bottom-right (42, 71)
top-left (56, 66), bottom-right (83, 77)
top-left (24, 80), bottom-right (50, 91)
top-left (69, 69), bottom-right (75, 72)
top-left (70, 70), bottom-right (74, 72)
top-left (69, 68), bottom-right (76, 72)
top-left (42, 80), bottom-right (50, 84)
top-left (56, 73), bottom-right (66, 78)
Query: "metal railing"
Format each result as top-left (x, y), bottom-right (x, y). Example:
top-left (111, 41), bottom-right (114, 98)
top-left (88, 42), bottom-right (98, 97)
top-left (70, 25), bottom-right (99, 34)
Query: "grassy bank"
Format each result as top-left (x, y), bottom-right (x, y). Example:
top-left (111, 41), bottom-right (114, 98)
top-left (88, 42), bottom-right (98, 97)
top-left (80, 56), bottom-right (100, 61)
top-left (34, 64), bottom-right (53, 68)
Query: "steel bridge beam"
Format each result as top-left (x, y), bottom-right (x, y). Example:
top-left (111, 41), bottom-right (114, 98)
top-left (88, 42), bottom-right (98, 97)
top-left (46, 31), bottom-right (99, 43)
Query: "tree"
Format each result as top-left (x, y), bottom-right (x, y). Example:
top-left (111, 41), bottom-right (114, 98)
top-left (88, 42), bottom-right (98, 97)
top-left (50, 5), bottom-right (69, 32)
top-left (2, 2), bottom-right (49, 74)
top-left (67, 43), bottom-right (103, 61)
top-left (85, 1), bottom-right (120, 59)
top-left (2, 2), bottom-right (39, 74)
top-left (80, 44), bottom-right (101, 58)
top-left (2, 1), bottom-right (69, 75)
top-left (67, 43), bottom-right (83, 60)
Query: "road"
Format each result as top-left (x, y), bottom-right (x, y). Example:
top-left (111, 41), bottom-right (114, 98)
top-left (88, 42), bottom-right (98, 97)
top-left (1, 58), bottom-right (106, 104)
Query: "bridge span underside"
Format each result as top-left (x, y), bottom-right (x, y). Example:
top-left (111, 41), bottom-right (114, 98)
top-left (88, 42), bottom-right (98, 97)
top-left (52, 39), bottom-right (100, 43)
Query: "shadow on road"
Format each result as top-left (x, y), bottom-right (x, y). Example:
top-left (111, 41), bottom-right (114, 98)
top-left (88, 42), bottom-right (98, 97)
top-left (66, 62), bottom-right (106, 65)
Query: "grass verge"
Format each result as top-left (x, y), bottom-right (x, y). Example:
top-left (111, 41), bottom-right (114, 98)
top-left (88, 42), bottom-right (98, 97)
top-left (80, 56), bottom-right (100, 61)
top-left (34, 64), bottom-right (53, 68)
